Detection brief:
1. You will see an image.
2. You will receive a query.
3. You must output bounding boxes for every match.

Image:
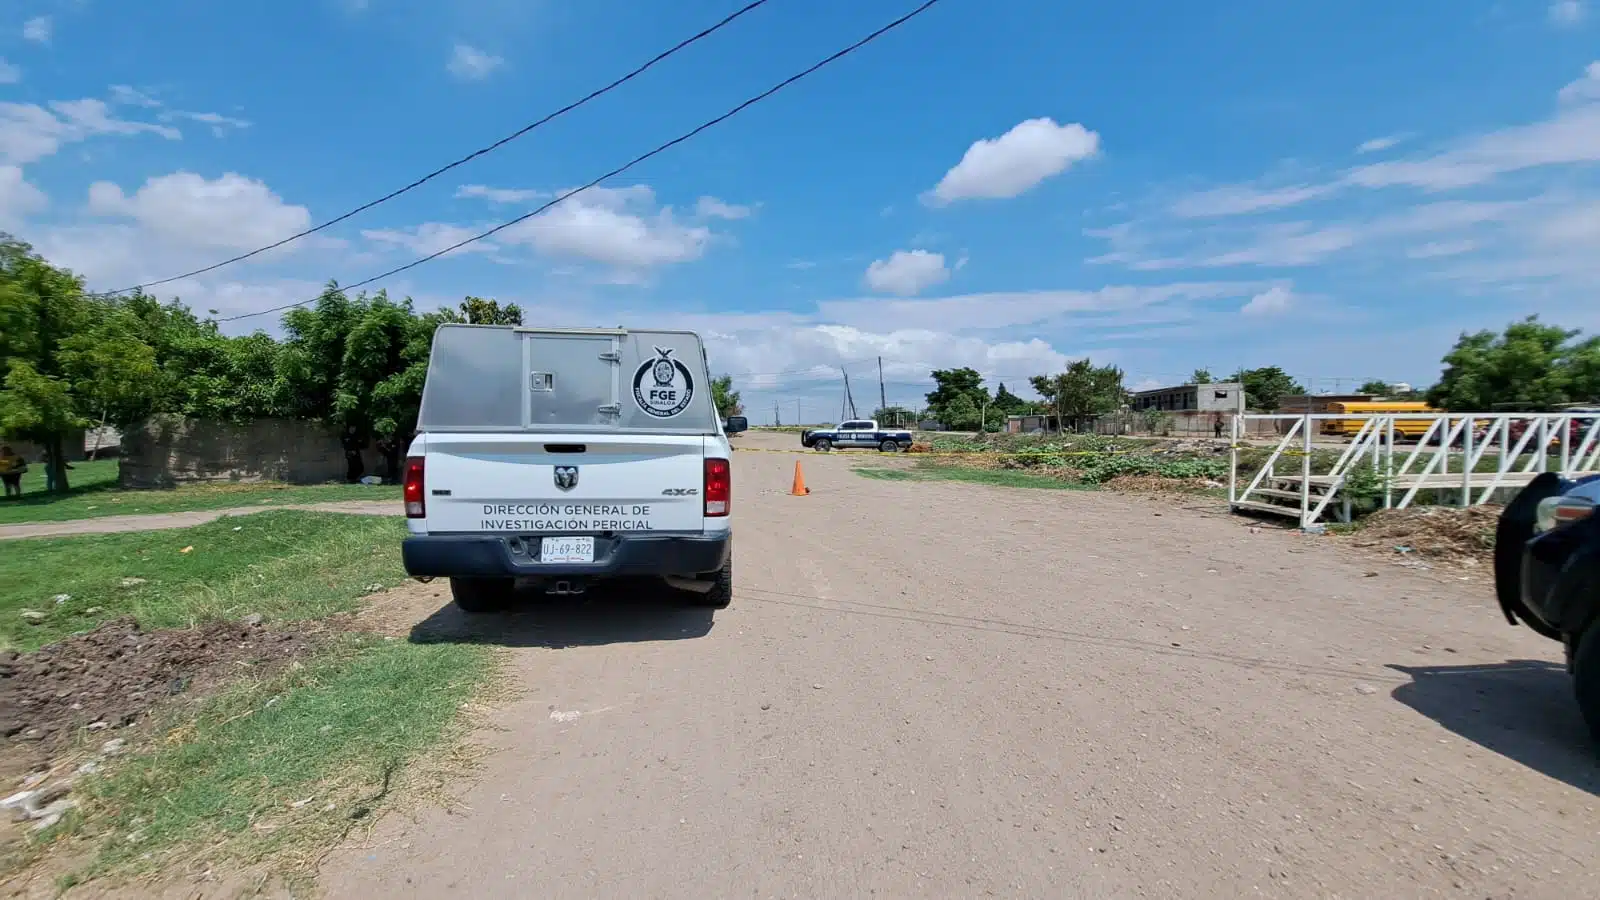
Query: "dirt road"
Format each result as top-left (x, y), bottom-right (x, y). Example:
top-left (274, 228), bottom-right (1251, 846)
top-left (321, 434), bottom-right (1597, 898)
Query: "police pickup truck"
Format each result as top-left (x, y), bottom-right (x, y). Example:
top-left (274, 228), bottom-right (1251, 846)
top-left (799, 419), bottom-right (913, 453)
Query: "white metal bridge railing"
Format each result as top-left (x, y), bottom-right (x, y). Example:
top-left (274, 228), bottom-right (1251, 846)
top-left (1228, 412), bottom-right (1600, 528)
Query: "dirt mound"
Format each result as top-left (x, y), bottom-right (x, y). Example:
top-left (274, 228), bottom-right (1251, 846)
top-left (1, 618), bottom-right (318, 751)
top-left (1346, 505), bottom-right (1500, 562)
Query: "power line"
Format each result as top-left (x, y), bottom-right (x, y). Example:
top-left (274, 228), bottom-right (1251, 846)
top-left (216, 0), bottom-right (944, 324)
top-left (101, 0), bottom-right (778, 296)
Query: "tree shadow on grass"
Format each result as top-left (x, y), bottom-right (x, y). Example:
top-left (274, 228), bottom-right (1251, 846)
top-left (1388, 660), bottom-right (1600, 796)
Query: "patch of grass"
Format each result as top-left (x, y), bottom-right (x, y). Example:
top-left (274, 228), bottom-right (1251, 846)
top-left (69, 637), bottom-right (493, 883)
top-left (0, 469), bottom-right (401, 526)
top-left (854, 468), bottom-right (919, 481)
top-left (855, 462), bottom-right (1090, 491)
top-left (0, 511), bottom-right (408, 652)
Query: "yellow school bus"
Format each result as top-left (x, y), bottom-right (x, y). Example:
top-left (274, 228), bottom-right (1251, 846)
top-left (1320, 401), bottom-right (1438, 439)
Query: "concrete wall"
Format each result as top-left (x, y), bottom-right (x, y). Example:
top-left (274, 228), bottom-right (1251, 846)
top-left (3, 429), bottom-right (89, 463)
top-left (120, 415), bottom-right (388, 489)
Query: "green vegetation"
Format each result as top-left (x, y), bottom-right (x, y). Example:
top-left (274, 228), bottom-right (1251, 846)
top-left (73, 637), bottom-right (491, 883)
top-left (0, 473), bottom-right (399, 525)
top-left (1228, 366), bottom-right (1304, 411)
top-left (1030, 358), bottom-right (1126, 429)
top-left (0, 511), bottom-right (408, 651)
top-left (1429, 315), bottom-right (1600, 411)
top-left (856, 463), bottom-right (1090, 491)
top-left (711, 375), bottom-right (742, 418)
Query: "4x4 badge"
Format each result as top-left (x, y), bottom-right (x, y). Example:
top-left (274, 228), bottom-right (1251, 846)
top-left (554, 465), bottom-right (578, 491)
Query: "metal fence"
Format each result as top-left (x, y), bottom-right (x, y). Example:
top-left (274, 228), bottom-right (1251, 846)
top-left (1229, 412), bottom-right (1600, 527)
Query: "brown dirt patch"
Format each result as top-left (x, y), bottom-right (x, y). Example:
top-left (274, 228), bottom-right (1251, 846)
top-left (1343, 505), bottom-right (1500, 564)
top-left (1, 619), bottom-right (319, 763)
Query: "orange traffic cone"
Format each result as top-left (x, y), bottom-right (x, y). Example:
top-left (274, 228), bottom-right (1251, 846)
top-left (791, 460), bottom-right (810, 496)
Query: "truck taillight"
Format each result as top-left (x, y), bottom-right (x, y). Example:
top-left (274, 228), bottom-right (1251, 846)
top-left (704, 457), bottom-right (730, 517)
top-left (403, 457), bottom-right (426, 518)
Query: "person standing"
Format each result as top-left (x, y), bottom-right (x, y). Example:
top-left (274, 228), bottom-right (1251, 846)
top-left (0, 445), bottom-right (27, 498)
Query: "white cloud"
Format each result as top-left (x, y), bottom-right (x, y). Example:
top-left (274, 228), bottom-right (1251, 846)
top-left (863, 249), bottom-right (950, 296)
top-left (1344, 99), bottom-right (1600, 191)
top-left (1558, 61), bottom-right (1600, 105)
top-left (694, 196), bottom-right (752, 220)
top-left (1356, 134), bottom-right (1405, 154)
top-left (702, 323), bottom-right (1076, 395)
top-left (0, 165), bottom-right (47, 228)
top-left (1178, 223), bottom-right (1358, 269)
top-left (499, 184), bottom-right (713, 271)
top-left (362, 223), bottom-right (498, 259)
top-left (820, 282), bottom-right (1259, 333)
top-left (86, 172), bottom-right (313, 252)
top-left (456, 184), bottom-right (545, 205)
top-left (108, 85), bottom-right (161, 108)
top-left (1406, 240), bottom-right (1477, 259)
top-left (161, 110), bottom-right (251, 137)
top-left (0, 59), bottom-right (17, 85)
top-left (22, 16), bottom-right (51, 44)
top-left (0, 97), bottom-right (179, 165)
top-left (447, 43), bottom-right (504, 81)
top-left (1239, 285), bottom-right (1294, 316)
top-left (925, 117), bottom-right (1100, 205)
top-left (1170, 183), bottom-right (1334, 218)
top-left (1551, 1), bottom-right (1585, 26)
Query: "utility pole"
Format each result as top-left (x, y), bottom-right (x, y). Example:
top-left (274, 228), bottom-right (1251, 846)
top-left (878, 356), bottom-right (887, 418)
top-left (774, 400), bottom-right (780, 427)
top-left (842, 369), bottom-right (858, 419)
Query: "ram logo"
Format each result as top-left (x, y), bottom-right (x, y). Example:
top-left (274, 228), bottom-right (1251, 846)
top-left (553, 466), bottom-right (579, 491)
top-left (661, 487), bottom-right (698, 496)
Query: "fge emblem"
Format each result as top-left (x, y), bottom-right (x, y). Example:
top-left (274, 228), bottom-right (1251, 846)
top-left (632, 346), bottom-right (695, 418)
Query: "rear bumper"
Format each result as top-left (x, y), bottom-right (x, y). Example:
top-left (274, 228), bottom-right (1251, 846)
top-left (402, 531), bottom-right (730, 580)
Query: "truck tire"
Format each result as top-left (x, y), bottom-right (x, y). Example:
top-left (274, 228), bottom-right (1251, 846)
top-left (813, 438), bottom-right (833, 452)
top-left (687, 557), bottom-right (732, 609)
top-left (879, 439), bottom-right (900, 453)
top-left (450, 577), bottom-right (513, 613)
top-left (1575, 625), bottom-right (1600, 747)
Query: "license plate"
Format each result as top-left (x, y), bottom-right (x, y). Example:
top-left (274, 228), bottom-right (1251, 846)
top-left (540, 536), bottom-right (594, 564)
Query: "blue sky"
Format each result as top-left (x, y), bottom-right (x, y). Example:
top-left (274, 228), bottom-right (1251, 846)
top-left (3, 0), bottom-right (1599, 423)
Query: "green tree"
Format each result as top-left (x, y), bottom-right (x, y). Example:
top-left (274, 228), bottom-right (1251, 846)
top-left (1428, 316), bottom-right (1600, 410)
top-left (991, 382), bottom-right (1031, 415)
top-left (710, 375), bottom-right (742, 418)
top-left (1030, 359), bottom-right (1125, 431)
top-left (277, 282), bottom-right (360, 422)
top-left (1191, 368), bottom-right (1214, 384)
top-left (1358, 380), bottom-right (1392, 395)
top-left (1229, 366), bottom-right (1304, 411)
top-left (453, 296), bottom-right (523, 325)
top-left (925, 367), bottom-right (989, 428)
top-left (0, 239), bottom-right (160, 491)
top-left (939, 393), bottom-right (983, 431)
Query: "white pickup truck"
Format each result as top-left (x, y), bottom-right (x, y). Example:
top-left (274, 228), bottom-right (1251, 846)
top-left (400, 324), bottom-right (747, 613)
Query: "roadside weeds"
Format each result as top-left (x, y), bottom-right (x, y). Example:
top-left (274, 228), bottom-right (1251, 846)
top-left (1, 512), bottom-right (502, 895)
top-left (1, 511), bottom-right (411, 652)
top-left (0, 461), bottom-right (400, 527)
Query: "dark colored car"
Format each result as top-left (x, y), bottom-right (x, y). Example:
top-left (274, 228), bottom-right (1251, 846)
top-left (1494, 472), bottom-right (1600, 741)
